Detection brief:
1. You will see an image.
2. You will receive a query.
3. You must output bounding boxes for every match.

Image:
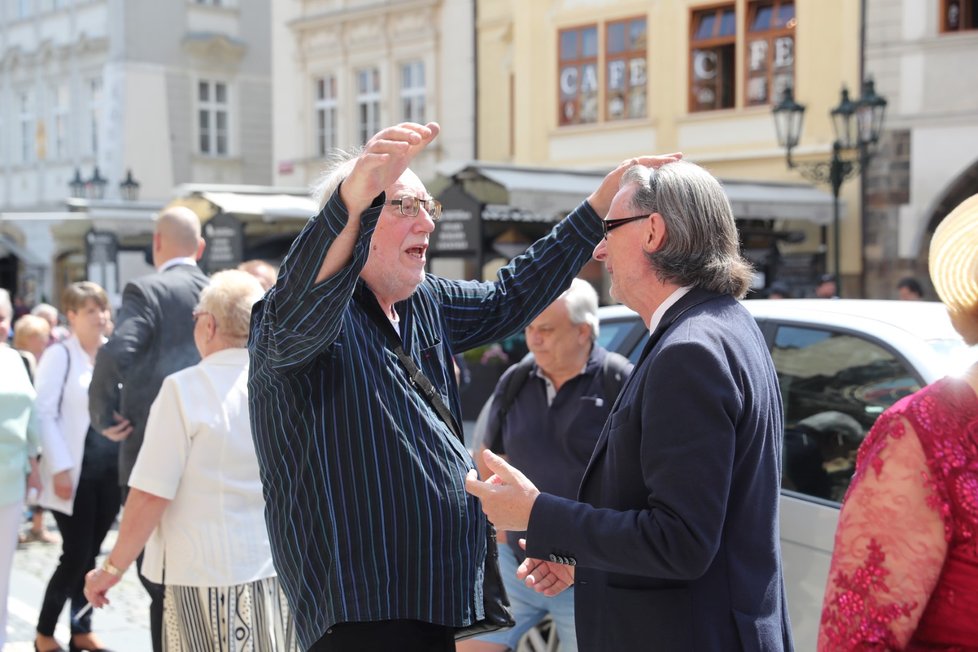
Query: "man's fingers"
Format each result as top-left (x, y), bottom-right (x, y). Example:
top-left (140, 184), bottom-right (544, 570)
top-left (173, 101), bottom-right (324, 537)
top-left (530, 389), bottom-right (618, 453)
top-left (482, 449), bottom-right (518, 484)
top-left (464, 469), bottom-right (489, 499)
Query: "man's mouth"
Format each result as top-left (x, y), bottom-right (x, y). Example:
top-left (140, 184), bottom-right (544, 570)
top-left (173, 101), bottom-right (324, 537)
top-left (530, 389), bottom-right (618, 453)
top-left (406, 244), bottom-right (427, 259)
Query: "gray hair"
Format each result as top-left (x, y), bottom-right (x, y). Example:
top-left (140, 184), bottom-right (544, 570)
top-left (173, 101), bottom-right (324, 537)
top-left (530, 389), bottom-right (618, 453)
top-left (312, 147), bottom-right (362, 210)
top-left (0, 288), bottom-right (11, 322)
top-left (560, 278), bottom-right (600, 341)
top-left (30, 302), bottom-right (59, 323)
top-left (622, 160), bottom-right (753, 298)
top-left (197, 270), bottom-right (265, 346)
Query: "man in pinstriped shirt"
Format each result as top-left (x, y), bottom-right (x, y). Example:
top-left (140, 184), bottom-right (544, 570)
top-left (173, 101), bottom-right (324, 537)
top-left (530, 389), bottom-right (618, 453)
top-left (248, 121), bottom-right (677, 651)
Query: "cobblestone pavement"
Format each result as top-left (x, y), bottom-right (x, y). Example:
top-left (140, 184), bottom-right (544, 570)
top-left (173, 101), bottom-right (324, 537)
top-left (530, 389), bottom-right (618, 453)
top-left (6, 512), bottom-right (151, 652)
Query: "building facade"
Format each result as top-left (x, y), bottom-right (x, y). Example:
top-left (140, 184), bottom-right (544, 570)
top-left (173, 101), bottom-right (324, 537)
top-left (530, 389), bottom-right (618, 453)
top-left (862, 0), bottom-right (978, 299)
top-left (475, 0), bottom-right (865, 299)
top-left (271, 0), bottom-right (476, 190)
top-left (0, 0), bottom-right (272, 306)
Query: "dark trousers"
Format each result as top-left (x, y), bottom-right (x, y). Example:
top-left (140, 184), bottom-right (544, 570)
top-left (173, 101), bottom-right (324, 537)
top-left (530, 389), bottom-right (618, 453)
top-left (121, 486), bottom-right (165, 652)
top-left (37, 474), bottom-right (120, 636)
top-left (309, 619), bottom-right (456, 652)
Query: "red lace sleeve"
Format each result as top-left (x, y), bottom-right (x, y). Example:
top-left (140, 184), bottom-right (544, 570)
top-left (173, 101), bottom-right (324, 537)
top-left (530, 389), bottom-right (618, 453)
top-left (817, 413), bottom-right (947, 651)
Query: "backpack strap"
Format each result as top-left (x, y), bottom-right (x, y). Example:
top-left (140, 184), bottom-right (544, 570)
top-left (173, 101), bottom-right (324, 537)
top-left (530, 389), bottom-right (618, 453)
top-left (483, 356), bottom-right (535, 453)
top-left (57, 341), bottom-right (71, 416)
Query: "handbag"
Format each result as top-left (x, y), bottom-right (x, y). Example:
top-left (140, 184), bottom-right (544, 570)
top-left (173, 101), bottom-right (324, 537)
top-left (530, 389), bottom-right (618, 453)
top-left (354, 288), bottom-right (515, 640)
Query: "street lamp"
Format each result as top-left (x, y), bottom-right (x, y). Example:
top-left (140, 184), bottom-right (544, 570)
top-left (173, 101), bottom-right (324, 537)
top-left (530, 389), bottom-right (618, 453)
top-left (69, 168), bottom-right (86, 198)
top-left (772, 79), bottom-right (887, 295)
top-left (119, 169), bottom-right (141, 201)
top-left (86, 166), bottom-right (108, 200)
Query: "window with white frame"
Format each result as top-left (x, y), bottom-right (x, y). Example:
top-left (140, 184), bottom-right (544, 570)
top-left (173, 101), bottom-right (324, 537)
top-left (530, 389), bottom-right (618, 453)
top-left (51, 83), bottom-right (69, 160)
top-left (18, 91), bottom-right (34, 164)
top-left (198, 80), bottom-right (229, 156)
top-left (89, 77), bottom-right (102, 156)
top-left (356, 68), bottom-right (380, 145)
top-left (400, 61), bottom-right (425, 124)
top-left (314, 75), bottom-right (337, 157)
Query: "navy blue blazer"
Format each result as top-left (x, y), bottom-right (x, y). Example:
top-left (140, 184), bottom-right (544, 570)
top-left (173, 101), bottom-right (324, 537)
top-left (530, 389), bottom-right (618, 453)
top-left (526, 288), bottom-right (794, 651)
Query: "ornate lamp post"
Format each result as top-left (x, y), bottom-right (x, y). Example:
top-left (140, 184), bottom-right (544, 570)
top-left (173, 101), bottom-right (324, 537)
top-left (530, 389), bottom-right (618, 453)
top-left (68, 168), bottom-right (86, 198)
top-left (772, 79), bottom-right (887, 295)
top-left (86, 166), bottom-right (108, 200)
top-left (119, 169), bottom-right (141, 201)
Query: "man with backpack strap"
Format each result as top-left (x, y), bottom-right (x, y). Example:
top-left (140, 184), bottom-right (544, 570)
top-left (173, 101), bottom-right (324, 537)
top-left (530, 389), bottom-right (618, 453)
top-left (462, 279), bottom-right (631, 652)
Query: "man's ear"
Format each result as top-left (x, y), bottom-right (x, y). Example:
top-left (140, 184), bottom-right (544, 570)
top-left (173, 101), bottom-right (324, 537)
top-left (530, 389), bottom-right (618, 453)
top-left (642, 213), bottom-right (667, 254)
top-left (195, 237), bottom-right (206, 261)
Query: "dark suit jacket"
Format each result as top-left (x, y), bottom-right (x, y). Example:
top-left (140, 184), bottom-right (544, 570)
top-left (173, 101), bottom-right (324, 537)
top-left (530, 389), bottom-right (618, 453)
top-left (89, 263), bottom-right (209, 486)
top-left (526, 289), bottom-right (794, 651)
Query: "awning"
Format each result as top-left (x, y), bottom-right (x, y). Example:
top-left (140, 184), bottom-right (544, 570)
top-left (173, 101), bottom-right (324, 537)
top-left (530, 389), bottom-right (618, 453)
top-left (0, 233), bottom-right (45, 266)
top-left (722, 180), bottom-right (837, 225)
top-left (445, 162), bottom-right (837, 225)
top-left (197, 191), bottom-right (319, 220)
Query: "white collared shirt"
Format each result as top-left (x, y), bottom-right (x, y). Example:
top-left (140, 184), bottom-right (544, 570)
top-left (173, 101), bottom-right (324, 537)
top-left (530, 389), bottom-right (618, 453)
top-left (648, 286), bottom-right (693, 334)
top-left (129, 348), bottom-right (275, 586)
top-left (157, 256), bottom-right (198, 273)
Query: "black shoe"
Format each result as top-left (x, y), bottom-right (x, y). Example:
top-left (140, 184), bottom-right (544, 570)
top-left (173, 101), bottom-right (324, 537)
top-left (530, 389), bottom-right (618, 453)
top-left (34, 643), bottom-right (65, 652)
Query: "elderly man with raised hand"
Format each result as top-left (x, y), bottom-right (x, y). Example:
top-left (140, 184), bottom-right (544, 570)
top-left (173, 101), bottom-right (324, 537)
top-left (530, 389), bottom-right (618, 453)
top-left (247, 121), bottom-right (678, 652)
top-left (467, 160), bottom-right (794, 651)
top-left (88, 205), bottom-right (209, 652)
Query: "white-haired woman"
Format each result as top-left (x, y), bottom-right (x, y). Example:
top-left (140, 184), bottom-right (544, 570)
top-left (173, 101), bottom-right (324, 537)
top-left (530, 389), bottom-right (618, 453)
top-left (84, 270), bottom-right (297, 651)
top-left (818, 195), bottom-right (978, 650)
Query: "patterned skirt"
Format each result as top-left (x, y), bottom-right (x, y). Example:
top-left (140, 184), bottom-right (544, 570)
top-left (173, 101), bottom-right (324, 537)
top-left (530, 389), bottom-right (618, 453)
top-left (162, 576), bottom-right (298, 651)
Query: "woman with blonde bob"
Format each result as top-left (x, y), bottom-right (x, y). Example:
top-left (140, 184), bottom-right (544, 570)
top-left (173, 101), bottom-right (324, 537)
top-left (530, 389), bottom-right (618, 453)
top-left (818, 195), bottom-right (978, 650)
top-left (84, 270), bottom-right (298, 651)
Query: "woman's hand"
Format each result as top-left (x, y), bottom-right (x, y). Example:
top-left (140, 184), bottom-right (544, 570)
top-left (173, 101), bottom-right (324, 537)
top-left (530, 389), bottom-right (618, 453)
top-left (53, 470), bottom-right (73, 501)
top-left (84, 566), bottom-right (121, 609)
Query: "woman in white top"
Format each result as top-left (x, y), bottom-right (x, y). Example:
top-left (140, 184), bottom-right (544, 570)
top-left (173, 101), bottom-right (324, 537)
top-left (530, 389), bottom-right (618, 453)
top-left (34, 282), bottom-right (120, 652)
top-left (84, 270), bottom-right (297, 652)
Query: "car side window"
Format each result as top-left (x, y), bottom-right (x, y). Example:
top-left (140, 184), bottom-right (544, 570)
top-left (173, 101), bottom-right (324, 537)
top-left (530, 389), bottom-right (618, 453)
top-left (772, 324), bottom-right (922, 503)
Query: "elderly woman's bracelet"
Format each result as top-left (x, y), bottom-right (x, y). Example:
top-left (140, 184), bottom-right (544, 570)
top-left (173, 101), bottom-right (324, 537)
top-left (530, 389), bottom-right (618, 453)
top-left (101, 558), bottom-right (125, 577)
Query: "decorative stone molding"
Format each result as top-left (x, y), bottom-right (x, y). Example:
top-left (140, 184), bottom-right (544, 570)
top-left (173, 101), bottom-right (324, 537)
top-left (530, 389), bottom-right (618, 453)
top-left (182, 32), bottom-right (248, 66)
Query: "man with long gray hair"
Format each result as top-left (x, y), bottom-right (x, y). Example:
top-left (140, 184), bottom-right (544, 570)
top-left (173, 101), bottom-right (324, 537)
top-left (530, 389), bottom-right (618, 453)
top-left (468, 160), bottom-right (794, 651)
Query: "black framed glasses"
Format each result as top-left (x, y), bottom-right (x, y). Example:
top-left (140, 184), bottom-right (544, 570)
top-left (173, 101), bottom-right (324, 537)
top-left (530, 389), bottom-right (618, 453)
top-left (388, 195), bottom-right (442, 221)
top-left (601, 214), bottom-right (649, 238)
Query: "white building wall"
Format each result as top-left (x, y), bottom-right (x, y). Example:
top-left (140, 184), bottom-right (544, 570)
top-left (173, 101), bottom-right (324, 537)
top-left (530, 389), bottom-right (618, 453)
top-left (866, 0), bottom-right (978, 261)
top-left (273, 0), bottom-right (475, 189)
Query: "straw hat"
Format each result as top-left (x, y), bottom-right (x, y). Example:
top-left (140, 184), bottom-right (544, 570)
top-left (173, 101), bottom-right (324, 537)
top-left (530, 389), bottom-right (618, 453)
top-left (929, 194), bottom-right (978, 314)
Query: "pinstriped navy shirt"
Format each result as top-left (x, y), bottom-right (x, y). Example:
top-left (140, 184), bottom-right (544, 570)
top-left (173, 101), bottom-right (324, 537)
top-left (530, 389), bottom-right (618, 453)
top-left (247, 189), bottom-right (602, 648)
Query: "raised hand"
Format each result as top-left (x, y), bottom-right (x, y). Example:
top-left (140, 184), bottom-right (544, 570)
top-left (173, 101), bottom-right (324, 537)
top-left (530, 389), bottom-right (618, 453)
top-left (340, 122), bottom-right (440, 216)
top-left (587, 153), bottom-right (683, 217)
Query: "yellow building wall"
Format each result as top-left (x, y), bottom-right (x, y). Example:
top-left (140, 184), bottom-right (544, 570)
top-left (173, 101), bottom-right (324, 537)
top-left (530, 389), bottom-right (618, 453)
top-left (477, 0), bottom-right (865, 278)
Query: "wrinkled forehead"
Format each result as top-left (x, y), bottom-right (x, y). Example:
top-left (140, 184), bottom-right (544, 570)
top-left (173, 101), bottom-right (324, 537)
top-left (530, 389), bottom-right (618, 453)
top-left (386, 169), bottom-right (427, 199)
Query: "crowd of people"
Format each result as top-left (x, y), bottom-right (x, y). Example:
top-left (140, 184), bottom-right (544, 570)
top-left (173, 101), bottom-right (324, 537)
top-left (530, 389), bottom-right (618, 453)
top-left (2, 120), bottom-right (975, 652)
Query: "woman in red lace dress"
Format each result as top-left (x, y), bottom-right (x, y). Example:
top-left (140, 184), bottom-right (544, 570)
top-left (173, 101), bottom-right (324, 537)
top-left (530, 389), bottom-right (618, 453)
top-left (818, 194), bottom-right (978, 651)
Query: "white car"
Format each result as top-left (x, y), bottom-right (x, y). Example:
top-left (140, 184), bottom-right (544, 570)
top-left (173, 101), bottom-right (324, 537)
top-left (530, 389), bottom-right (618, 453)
top-left (596, 299), bottom-right (978, 649)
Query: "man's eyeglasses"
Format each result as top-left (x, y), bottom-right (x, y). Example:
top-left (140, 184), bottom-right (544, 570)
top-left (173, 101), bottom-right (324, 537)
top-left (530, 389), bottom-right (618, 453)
top-left (601, 214), bottom-right (649, 239)
top-left (388, 195), bottom-right (442, 221)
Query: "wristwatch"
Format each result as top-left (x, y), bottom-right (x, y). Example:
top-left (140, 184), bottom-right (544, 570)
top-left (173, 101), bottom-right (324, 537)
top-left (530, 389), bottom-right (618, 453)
top-left (101, 558), bottom-right (125, 577)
